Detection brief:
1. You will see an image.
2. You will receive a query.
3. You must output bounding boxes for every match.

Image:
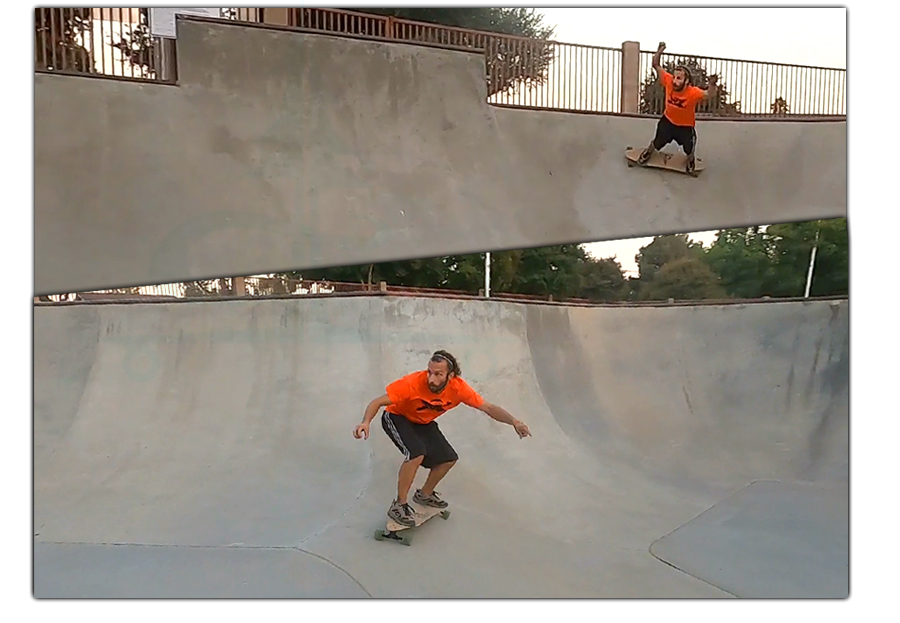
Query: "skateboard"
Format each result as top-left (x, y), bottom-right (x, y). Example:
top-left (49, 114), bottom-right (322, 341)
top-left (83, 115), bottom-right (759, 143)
top-left (374, 500), bottom-right (451, 546)
top-left (625, 145), bottom-right (705, 177)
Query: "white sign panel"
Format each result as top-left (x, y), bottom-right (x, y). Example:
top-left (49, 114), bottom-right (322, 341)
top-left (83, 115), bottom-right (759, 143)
top-left (149, 8), bottom-right (223, 38)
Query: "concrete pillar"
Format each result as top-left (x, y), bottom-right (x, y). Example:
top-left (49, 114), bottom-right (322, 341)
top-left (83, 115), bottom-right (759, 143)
top-left (620, 41), bottom-right (641, 114)
top-left (262, 8), bottom-right (291, 26)
top-left (234, 277), bottom-right (246, 296)
top-left (379, 281), bottom-right (388, 293)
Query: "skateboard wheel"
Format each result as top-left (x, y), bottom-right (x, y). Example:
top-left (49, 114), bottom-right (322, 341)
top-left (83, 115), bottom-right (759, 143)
top-left (401, 534), bottom-right (412, 546)
top-left (374, 530), bottom-right (385, 541)
top-left (441, 510), bottom-right (451, 519)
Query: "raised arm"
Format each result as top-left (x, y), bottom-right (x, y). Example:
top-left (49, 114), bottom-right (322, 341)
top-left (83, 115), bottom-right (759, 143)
top-left (702, 74), bottom-right (719, 101)
top-left (652, 42), bottom-right (666, 78)
top-left (477, 402), bottom-right (531, 438)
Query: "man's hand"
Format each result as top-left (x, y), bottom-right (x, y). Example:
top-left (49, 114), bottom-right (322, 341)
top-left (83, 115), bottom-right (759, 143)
top-left (708, 73), bottom-right (719, 87)
top-left (657, 42), bottom-right (666, 53)
top-left (353, 422), bottom-right (370, 440)
top-left (513, 420), bottom-right (531, 439)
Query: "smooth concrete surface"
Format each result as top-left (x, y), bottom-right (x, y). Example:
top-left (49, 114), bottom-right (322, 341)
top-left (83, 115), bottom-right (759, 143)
top-left (650, 480), bottom-right (849, 598)
top-left (34, 18), bottom-right (846, 295)
top-left (33, 295), bottom-right (849, 598)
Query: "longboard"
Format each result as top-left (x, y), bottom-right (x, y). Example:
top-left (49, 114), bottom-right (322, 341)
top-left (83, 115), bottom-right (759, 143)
top-left (625, 145), bottom-right (705, 177)
top-left (374, 499), bottom-right (451, 546)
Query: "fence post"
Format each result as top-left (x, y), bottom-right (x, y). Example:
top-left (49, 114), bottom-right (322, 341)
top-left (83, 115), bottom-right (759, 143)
top-left (620, 41), bottom-right (641, 114)
top-left (262, 7), bottom-right (291, 26)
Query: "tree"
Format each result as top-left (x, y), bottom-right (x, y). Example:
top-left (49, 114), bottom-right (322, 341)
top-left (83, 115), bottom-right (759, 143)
top-left (641, 257), bottom-right (727, 301)
top-left (289, 257), bottom-right (448, 290)
top-left (766, 219), bottom-right (848, 297)
top-left (770, 97), bottom-right (790, 116)
top-left (35, 8), bottom-right (93, 72)
top-left (505, 245), bottom-right (587, 299)
top-left (702, 227), bottom-right (777, 298)
top-left (636, 234), bottom-right (704, 283)
top-left (578, 257), bottom-right (628, 301)
top-left (342, 8), bottom-right (557, 97)
top-left (639, 56), bottom-right (732, 116)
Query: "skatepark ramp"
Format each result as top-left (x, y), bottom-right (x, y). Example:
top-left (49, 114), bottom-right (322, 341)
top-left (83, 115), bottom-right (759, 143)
top-left (34, 295), bottom-right (848, 597)
top-left (34, 18), bottom-right (846, 295)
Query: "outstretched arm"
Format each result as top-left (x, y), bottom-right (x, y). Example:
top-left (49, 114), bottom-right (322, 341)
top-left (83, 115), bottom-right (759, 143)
top-left (477, 402), bottom-right (531, 438)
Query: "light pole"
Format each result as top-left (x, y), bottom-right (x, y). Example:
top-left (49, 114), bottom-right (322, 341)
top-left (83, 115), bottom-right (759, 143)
top-left (804, 224), bottom-right (820, 298)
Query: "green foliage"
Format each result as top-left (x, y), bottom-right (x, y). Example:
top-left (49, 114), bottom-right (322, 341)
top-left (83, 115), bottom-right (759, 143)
top-left (348, 7), bottom-right (556, 97)
top-left (279, 219), bottom-right (847, 304)
top-left (355, 7), bottom-right (554, 39)
top-left (639, 56), bottom-right (732, 116)
top-left (578, 257), bottom-right (629, 301)
top-left (641, 257), bottom-right (727, 301)
top-left (635, 234), bottom-right (704, 283)
top-left (702, 227), bottom-right (777, 298)
top-left (766, 219), bottom-right (848, 297)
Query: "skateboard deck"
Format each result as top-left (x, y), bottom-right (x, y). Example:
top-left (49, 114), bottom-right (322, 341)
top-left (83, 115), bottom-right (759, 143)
top-left (374, 500), bottom-right (450, 546)
top-left (625, 146), bottom-right (705, 177)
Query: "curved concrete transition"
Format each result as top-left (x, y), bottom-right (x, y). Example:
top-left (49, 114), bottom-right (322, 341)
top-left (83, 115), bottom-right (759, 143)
top-left (33, 295), bottom-right (848, 598)
top-left (34, 18), bottom-right (846, 295)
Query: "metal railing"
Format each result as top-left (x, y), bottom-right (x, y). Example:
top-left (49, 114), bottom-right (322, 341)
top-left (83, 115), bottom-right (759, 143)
top-left (34, 7), bottom-right (846, 117)
top-left (282, 8), bottom-right (844, 117)
top-left (35, 276), bottom-right (845, 308)
top-left (34, 7), bottom-right (175, 82)
top-left (639, 49), bottom-right (846, 117)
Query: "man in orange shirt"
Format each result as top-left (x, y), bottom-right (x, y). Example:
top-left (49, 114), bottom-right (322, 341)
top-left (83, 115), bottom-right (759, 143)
top-left (353, 350), bottom-right (531, 527)
top-left (638, 42), bottom-right (718, 173)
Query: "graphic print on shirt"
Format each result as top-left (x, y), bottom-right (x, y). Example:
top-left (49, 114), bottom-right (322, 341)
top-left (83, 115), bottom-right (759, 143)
top-left (416, 399), bottom-right (452, 415)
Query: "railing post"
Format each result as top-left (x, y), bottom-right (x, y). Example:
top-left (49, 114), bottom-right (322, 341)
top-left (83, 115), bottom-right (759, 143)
top-left (386, 16), bottom-right (395, 39)
top-left (262, 7), bottom-right (291, 26)
top-left (234, 277), bottom-right (246, 296)
top-left (620, 41), bottom-right (641, 114)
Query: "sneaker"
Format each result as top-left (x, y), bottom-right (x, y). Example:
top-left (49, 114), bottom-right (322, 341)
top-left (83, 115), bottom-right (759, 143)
top-left (685, 153), bottom-right (695, 173)
top-left (638, 145), bottom-right (654, 164)
top-left (413, 489), bottom-right (449, 509)
top-left (388, 499), bottom-right (416, 527)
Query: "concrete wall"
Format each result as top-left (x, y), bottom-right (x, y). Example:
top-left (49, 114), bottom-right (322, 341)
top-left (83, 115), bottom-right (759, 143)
top-left (34, 18), bottom-right (847, 295)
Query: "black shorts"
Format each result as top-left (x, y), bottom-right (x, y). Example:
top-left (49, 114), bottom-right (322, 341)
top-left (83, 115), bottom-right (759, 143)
top-left (653, 114), bottom-right (697, 154)
top-left (381, 410), bottom-right (459, 468)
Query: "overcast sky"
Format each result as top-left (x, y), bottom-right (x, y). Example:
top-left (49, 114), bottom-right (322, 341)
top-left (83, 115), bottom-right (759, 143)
top-left (533, 6), bottom-right (846, 276)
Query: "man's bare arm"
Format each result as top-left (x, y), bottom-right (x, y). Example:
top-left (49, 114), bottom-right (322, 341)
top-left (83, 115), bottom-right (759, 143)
top-left (354, 394), bottom-right (393, 439)
top-left (652, 42), bottom-right (666, 77)
top-left (702, 74), bottom-right (719, 101)
top-left (477, 402), bottom-right (531, 437)
top-left (361, 394), bottom-right (392, 425)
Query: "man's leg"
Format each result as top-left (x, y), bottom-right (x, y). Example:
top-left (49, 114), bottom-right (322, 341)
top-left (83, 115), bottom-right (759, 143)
top-left (381, 411), bottom-right (427, 525)
top-left (412, 422), bottom-right (458, 509)
top-left (396, 455), bottom-right (424, 504)
top-left (640, 115), bottom-right (673, 163)
top-left (678, 125), bottom-right (697, 171)
top-left (421, 460), bottom-right (457, 496)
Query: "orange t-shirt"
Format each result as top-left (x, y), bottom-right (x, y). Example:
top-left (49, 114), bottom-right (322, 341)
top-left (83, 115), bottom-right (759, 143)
top-left (385, 370), bottom-right (484, 424)
top-left (660, 70), bottom-right (706, 127)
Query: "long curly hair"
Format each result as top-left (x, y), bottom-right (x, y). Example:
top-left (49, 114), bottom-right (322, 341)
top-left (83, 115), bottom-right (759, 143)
top-left (430, 350), bottom-right (461, 377)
